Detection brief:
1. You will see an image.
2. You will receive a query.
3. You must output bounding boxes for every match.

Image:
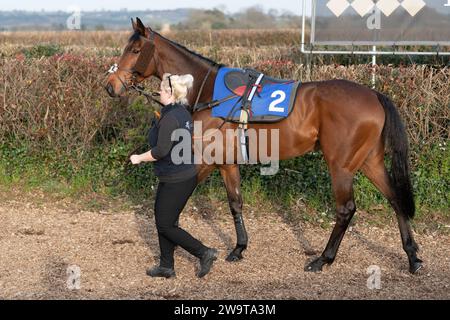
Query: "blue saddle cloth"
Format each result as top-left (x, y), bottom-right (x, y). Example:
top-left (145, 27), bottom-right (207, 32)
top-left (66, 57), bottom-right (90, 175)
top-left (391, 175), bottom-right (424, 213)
top-left (212, 67), bottom-right (300, 123)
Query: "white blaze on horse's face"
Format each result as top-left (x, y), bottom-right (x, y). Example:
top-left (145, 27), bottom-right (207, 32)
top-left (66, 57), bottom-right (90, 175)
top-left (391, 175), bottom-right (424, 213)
top-left (105, 63), bottom-right (127, 97)
top-left (108, 64), bottom-right (119, 74)
top-left (105, 57), bottom-right (139, 97)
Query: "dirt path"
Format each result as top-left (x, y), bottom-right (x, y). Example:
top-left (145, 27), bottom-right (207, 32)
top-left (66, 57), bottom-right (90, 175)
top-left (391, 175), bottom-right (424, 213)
top-left (0, 191), bottom-right (448, 300)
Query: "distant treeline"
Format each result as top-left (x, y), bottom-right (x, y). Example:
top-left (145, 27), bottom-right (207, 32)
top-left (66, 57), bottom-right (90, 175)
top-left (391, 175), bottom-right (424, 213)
top-left (173, 8), bottom-right (301, 30)
top-left (0, 7), bottom-right (300, 31)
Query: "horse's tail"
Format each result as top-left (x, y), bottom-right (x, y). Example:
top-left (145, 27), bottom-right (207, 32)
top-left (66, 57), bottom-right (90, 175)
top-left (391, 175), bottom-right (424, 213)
top-left (376, 92), bottom-right (415, 219)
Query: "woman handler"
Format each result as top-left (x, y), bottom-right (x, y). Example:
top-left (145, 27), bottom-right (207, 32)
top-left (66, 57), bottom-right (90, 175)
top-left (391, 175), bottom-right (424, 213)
top-left (130, 73), bottom-right (217, 279)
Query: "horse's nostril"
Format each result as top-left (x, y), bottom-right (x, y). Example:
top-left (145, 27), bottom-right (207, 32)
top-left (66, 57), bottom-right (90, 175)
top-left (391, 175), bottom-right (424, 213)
top-left (105, 83), bottom-right (115, 97)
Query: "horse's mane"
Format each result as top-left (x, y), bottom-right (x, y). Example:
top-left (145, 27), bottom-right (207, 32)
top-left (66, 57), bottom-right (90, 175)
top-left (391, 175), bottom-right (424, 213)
top-left (129, 30), bottom-right (224, 70)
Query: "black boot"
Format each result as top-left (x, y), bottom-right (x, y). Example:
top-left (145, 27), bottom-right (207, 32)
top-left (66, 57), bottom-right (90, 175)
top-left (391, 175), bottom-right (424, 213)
top-left (146, 266), bottom-right (176, 279)
top-left (197, 248), bottom-right (218, 278)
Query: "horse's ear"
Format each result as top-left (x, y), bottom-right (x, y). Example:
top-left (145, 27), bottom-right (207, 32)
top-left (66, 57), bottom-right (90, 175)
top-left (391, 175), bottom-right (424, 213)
top-left (131, 18), bottom-right (137, 31)
top-left (135, 17), bottom-right (148, 36)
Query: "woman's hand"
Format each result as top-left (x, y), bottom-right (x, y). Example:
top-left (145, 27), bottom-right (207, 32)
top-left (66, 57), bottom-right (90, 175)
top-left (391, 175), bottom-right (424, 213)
top-left (130, 155), bottom-right (142, 165)
top-left (130, 151), bottom-right (156, 164)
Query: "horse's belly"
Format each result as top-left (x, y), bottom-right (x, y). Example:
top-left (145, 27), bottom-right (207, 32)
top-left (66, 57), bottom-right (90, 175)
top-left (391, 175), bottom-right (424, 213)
top-left (278, 128), bottom-right (318, 160)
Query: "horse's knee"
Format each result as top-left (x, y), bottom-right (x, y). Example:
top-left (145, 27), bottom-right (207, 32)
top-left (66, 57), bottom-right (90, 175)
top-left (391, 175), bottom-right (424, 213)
top-left (336, 200), bottom-right (356, 225)
top-left (228, 194), bottom-right (243, 215)
top-left (230, 200), bottom-right (242, 215)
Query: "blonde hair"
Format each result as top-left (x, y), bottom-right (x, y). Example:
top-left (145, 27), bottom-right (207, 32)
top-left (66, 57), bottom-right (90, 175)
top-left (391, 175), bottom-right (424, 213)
top-left (162, 73), bottom-right (194, 105)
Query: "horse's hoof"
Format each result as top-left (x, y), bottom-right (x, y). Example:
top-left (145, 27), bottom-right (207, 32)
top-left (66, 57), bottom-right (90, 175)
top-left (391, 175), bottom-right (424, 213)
top-left (409, 260), bottom-right (424, 274)
top-left (226, 252), bottom-right (243, 262)
top-left (305, 258), bottom-right (325, 272)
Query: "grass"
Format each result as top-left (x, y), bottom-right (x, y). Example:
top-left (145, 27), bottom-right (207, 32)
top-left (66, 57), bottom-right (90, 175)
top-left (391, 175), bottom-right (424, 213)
top-left (1, 139), bottom-right (448, 217)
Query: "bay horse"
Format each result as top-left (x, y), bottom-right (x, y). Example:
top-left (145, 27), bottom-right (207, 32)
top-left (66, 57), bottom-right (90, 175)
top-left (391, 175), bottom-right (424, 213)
top-left (105, 18), bottom-right (423, 274)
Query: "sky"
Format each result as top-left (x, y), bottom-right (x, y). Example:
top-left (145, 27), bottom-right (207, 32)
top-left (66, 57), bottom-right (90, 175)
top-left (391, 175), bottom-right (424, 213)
top-left (0, 0), bottom-right (305, 14)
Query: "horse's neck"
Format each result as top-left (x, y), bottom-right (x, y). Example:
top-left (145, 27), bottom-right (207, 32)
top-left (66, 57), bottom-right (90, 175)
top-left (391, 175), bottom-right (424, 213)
top-left (156, 37), bottom-right (217, 104)
top-left (157, 37), bottom-right (208, 74)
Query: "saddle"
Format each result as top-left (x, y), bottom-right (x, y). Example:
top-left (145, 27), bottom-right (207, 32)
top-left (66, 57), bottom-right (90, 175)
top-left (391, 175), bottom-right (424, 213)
top-left (224, 68), bottom-right (295, 97)
top-left (211, 67), bottom-right (300, 124)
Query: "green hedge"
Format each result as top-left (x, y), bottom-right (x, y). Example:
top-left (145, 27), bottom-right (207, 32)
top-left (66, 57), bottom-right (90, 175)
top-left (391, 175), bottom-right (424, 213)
top-left (1, 138), bottom-right (448, 218)
top-left (0, 55), bottom-right (448, 218)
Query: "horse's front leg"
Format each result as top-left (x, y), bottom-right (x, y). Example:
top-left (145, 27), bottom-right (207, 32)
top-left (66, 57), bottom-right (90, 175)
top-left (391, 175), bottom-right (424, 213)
top-left (219, 164), bottom-right (248, 262)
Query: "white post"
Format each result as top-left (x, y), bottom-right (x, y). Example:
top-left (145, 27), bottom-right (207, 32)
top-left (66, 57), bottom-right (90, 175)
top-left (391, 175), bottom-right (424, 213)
top-left (301, 0), bottom-right (306, 53)
top-left (371, 45), bottom-right (377, 89)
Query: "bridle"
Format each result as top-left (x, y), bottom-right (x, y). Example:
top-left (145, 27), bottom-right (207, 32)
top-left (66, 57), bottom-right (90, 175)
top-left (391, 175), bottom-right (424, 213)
top-left (107, 30), bottom-right (167, 106)
top-left (107, 30), bottom-right (157, 88)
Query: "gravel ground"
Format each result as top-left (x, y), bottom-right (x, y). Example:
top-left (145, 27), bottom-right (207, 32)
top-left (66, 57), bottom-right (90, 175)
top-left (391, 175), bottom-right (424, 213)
top-left (0, 191), bottom-right (448, 300)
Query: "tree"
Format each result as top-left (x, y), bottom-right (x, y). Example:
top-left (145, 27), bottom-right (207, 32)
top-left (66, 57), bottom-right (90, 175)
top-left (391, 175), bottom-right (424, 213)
top-left (176, 9), bottom-right (230, 30)
top-left (234, 6), bottom-right (276, 29)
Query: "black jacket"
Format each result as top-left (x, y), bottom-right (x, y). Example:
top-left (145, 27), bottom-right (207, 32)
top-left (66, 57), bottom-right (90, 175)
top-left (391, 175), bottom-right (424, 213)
top-left (148, 103), bottom-right (197, 183)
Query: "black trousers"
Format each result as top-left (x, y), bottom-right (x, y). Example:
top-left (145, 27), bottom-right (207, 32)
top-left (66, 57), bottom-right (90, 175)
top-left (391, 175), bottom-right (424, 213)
top-left (154, 175), bottom-right (207, 268)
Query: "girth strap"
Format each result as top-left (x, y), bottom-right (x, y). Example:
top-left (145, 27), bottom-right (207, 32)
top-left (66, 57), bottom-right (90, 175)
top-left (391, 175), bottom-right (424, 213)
top-left (239, 72), bottom-right (265, 163)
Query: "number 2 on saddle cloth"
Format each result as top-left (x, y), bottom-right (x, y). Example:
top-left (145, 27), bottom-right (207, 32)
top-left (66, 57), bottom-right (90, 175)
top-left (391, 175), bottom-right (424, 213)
top-left (211, 67), bottom-right (301, 124)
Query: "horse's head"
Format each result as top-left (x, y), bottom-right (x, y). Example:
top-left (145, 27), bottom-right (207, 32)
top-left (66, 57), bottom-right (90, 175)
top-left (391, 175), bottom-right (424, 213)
top-left (105, 17), bottom-right (157, 97)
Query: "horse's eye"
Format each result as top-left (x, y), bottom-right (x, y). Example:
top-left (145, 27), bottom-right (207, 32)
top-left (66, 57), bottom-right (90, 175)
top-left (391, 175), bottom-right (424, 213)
top-left (132, 49), bottom-right (140, 54)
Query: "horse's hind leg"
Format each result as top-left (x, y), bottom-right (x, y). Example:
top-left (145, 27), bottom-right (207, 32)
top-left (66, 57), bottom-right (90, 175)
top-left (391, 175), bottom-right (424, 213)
top-left (361, 148), bottom-right (423, 273)
top-left (305, 167), bottom-right (356, 272)
top-left (219, 164), bottom-right (248, 262)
